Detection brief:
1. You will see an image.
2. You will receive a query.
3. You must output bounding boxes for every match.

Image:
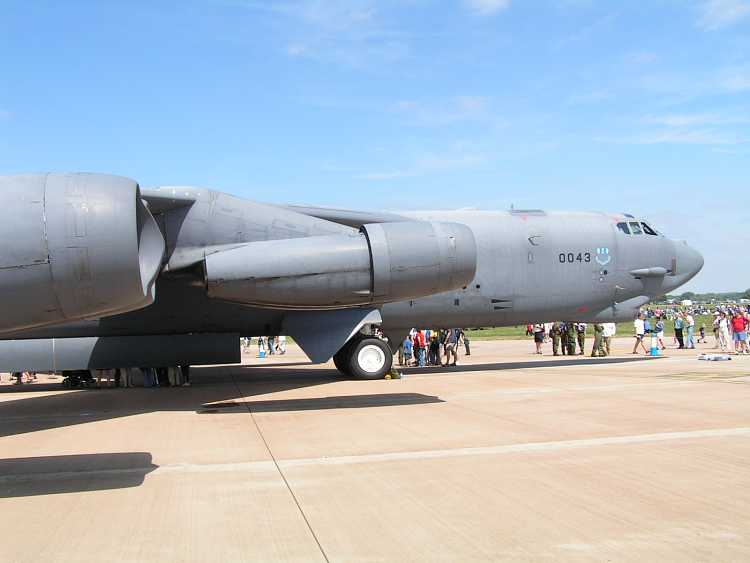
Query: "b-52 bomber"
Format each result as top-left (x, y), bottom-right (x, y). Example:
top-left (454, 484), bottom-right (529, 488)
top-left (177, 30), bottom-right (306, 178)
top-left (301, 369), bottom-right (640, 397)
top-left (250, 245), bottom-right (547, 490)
top-left (0, 173), bottom-right (703, 379)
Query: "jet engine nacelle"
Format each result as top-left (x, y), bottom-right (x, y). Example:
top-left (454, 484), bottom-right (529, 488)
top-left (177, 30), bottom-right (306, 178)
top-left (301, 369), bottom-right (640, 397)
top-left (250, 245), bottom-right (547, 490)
top-left (0, 173), bottom-right (165, 335)
top-left (204, 221), bottom-right (477, 309)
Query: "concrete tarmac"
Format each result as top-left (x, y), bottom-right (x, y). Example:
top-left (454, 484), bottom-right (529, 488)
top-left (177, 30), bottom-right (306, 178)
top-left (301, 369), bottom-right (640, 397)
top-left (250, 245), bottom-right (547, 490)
top-left (1, 339), bottom-right (749, 562)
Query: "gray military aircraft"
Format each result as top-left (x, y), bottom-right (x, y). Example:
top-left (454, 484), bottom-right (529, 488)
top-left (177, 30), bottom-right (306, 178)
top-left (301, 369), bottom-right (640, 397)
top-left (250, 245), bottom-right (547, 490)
top-left (0, 173), bottom-right (703, 380)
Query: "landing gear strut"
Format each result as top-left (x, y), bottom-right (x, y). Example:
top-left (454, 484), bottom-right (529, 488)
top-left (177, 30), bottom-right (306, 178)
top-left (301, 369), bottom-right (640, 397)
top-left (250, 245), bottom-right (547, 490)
top-left (333, 336), bottom-right (393, 380)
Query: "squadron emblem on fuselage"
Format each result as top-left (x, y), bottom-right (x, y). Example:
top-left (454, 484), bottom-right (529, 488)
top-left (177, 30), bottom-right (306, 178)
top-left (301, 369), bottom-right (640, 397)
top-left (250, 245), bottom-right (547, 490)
top-left (595, 247), bottom-right (612, 266)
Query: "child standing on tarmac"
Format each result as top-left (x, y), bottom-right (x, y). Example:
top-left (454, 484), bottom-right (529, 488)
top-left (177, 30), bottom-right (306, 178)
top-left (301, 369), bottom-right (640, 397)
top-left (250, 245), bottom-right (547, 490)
top-left (698, 324), bottom-right (707, 344)
top-left (402, 336), bottom-right (413, 366)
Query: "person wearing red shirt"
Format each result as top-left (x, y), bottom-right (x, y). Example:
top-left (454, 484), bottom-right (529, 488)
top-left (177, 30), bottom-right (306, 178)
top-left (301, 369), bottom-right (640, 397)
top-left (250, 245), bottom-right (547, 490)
top-left (731, 313), bottom-right (748, 354)
top-left (413, 330), bottom-right (427, 367)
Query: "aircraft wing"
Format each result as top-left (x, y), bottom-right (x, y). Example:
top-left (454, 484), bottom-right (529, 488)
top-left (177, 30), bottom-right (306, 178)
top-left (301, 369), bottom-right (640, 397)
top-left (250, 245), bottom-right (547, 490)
top-left (280, 204), bottom-right (410, 229)
top-left (139, 190), bottom-right (409, 229)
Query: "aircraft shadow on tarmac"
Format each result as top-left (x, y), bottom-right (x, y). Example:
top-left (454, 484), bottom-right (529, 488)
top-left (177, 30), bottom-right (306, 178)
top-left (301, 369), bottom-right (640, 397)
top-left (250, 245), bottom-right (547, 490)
top-left (0, 452), bottom-right (158, 499)
top-left (200, 393), bottom-right (443, 413)
top-left (0, 356), bottom-right (651, 439)
top-left (0, 367), bottom-right (439, 438)
top-left (401, 355), bottom-right (658, 375)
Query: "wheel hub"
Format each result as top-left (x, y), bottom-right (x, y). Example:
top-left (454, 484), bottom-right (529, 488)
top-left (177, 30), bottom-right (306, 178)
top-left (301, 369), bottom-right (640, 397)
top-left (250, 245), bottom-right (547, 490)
top-left (357, 344), bottom-right (386, 374)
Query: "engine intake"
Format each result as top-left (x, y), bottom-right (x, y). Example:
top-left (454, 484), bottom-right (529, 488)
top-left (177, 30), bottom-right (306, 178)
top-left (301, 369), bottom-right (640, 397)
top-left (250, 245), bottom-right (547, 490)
top-left (0, 173), bottom-right (165, 334)
top-left (204, 221), bottom-right (477, 309)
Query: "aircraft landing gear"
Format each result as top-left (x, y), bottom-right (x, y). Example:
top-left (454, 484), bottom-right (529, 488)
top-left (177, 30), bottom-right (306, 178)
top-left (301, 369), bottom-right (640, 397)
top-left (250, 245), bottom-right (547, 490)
top-left (333, 336), bottom-right (393, 380)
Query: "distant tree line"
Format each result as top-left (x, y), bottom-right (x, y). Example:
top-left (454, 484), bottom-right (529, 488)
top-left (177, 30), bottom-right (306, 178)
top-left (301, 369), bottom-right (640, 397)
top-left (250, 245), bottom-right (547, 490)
top-left (663, 289), bottom-right (750, 303)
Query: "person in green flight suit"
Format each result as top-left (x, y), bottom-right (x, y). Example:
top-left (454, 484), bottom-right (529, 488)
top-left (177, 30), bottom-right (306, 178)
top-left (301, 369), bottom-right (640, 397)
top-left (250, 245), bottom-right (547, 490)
top-left (591, 323), bottom-right (605, 357)
top-left (565, 322), bottom-right (577, 356)
top-left (559, 322), bottom-right (569, 356)
top-left (551, 322), bottom-right (562, 356)
top-left (575, 323), bottom-right (587, 356)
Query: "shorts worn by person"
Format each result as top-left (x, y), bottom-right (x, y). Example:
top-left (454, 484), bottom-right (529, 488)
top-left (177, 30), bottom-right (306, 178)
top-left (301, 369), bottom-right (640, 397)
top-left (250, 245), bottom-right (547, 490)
top-left (444, 329), bottom-right (459, 366)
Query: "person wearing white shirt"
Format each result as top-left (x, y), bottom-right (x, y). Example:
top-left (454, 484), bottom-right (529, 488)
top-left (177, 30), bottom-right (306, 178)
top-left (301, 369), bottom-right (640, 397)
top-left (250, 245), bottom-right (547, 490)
top-left (685, 313), bottom-right (696, 349)
top-left (718, 313), bottom-right (731, 352)
top-left (632, 314), bottom-right (648, 354)
top-left (602, 322), bottom-right (616, 356)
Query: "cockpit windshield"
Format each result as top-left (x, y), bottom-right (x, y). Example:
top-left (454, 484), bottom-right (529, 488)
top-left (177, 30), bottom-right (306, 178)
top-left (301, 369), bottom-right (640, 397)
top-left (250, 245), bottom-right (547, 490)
top-left (629, 222), bottom-right (643, 235)
top-left (616, 220), bottom-right (660, 236)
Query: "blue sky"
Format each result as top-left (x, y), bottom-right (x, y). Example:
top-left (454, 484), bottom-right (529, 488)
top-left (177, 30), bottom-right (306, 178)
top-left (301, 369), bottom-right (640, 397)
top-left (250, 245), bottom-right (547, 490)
top-left (1, 0), bottom-right (748, 292)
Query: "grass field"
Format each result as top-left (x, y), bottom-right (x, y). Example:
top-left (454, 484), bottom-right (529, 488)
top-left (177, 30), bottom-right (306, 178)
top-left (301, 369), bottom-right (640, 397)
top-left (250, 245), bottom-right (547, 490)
top-left (465, 315), bottom-right (715, 341)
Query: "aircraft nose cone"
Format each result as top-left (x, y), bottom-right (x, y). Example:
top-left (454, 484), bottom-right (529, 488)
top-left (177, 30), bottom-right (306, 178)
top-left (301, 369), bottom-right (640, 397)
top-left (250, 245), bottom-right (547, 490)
top-left (674, 240), bottom-right (704, 281)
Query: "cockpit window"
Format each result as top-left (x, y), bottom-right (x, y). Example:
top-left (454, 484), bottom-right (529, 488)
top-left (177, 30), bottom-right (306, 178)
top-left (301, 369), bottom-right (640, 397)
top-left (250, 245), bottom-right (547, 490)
top-left (629, 222), bottom-right (643, 235)
top-left (616, 222), bottom-right (630, 235)
top-left (641, 222), bottom-right (658, 236)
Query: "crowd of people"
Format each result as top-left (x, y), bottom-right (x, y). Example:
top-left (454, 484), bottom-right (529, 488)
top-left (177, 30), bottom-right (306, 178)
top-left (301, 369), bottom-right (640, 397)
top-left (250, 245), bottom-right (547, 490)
top-left (398, 329), bottom-right (470, 367)
top-left (1, 366), bottom-right (192, 388)
top-left (527, 322), bottom-right (617, 357)
top-left (712, 309), bottom-right (750, 354)
top-left (242, 335), bottom-right (287, 356)
top-left (529, 306), bottom-right (750, 358)
top-left (633, 306), bottom-right (749, 354)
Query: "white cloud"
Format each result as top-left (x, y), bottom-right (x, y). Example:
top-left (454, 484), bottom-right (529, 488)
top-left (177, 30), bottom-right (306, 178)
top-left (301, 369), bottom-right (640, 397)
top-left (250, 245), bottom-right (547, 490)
top-left (243, 0), bottom-right (376, 31)
top-left (464, 0), bottom-right (511, 16)
top-left (624, 51), bottom-right (657, 65)
top-left (553, 10), bottom-right (620, 49)
top-left (355, 169), bottom-right (420, 181)
top-left (390, 96), bottom-right (499, 126)
top-left (599, 110), bottom-right (750, 148)
top-left (696, 0), bottom-right (750, 30)
top-left (238, 0), bottom-right (410, 68)
top-left (720, 65), bottom-right (750, 92)
top-left (565, 89), bottom-right (613, 105)
top-left (712, 146), bottom-right (750, 154)
top-left (599, 129), bottom-right (747, 146)
top-left (286, 43), bottom-right (308, 56)
top-left (354, 146), bottom-right (490, 181)
top-left (645, 112), bottom-right (750, 126)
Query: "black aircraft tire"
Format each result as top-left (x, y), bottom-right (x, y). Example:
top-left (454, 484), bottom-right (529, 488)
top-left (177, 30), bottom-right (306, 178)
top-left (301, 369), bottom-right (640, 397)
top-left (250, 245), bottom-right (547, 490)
top-left (333, 339), bottom-right (357, 377)
top-left (347, 338), bottom-right (393, 380)
top-left (333, 351), bottom-right (351, 376)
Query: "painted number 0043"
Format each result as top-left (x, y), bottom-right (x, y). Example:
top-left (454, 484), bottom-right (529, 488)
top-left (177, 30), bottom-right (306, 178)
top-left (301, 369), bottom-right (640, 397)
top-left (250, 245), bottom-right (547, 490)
top-left (559, 252), bottom-right (591, 264)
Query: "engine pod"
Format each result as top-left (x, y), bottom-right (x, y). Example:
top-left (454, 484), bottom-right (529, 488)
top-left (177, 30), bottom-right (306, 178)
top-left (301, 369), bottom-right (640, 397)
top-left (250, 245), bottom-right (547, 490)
top-left (204, 220), bottom-right (477, 309)
top-left (0, 173), bottom-right (165, 334)
top-left (362, 221), bottom-right (477, 300)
